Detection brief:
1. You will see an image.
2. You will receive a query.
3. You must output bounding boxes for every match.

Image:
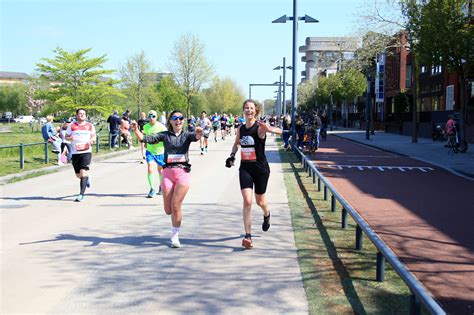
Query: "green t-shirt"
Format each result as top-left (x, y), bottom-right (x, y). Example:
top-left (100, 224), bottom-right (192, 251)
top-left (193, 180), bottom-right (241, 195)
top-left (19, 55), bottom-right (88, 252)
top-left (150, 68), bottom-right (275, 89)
top-left (143, 122), bottom-right (166, 155)
top-left (229, 116), bottom-right (235, 124)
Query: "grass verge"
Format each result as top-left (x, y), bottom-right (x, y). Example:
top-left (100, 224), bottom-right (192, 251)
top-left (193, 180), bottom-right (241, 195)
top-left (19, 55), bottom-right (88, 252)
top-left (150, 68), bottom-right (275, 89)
top-left (278, 141), bottom-right (417, 314)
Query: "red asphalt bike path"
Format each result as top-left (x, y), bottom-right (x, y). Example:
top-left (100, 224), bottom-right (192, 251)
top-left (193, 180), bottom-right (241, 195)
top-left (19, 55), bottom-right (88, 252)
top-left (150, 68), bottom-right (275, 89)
top-left (308, 135), bottom-right (474, 314)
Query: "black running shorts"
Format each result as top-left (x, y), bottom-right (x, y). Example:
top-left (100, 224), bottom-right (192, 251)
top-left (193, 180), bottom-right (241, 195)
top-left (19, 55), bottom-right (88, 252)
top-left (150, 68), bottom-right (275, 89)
top-left (72, 153), bottom-right (92, 174)
top-left (239, 169), bottom-right (270, 195)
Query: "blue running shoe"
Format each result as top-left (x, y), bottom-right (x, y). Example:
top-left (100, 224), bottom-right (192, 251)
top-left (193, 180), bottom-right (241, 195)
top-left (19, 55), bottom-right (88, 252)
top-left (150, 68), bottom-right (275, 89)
top-left (147, 189), bottom-right (156, 198)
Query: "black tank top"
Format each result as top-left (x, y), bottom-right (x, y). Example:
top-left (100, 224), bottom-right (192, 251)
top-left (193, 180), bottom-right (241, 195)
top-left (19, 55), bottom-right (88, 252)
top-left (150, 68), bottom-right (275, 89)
top-left (239, 121), bottom-right (269, 172)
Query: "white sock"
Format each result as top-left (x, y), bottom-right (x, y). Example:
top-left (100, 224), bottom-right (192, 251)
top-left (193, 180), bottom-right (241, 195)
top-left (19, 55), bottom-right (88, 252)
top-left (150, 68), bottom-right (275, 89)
top-left (172, 227), bottom-right (180, 235)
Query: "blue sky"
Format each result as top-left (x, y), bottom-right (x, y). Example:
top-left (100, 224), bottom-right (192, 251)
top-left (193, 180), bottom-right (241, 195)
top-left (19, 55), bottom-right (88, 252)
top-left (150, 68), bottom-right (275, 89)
top-left (1, 0), bottom-right (369, 102)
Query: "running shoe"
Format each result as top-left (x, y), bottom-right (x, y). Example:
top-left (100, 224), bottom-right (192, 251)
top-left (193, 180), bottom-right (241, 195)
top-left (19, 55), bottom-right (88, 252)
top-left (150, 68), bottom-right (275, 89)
top-left (74, 194), bottom-right (85, 202)
top-left (147, 188), bottom-right (156, 198)
top-left (242, 237), bottom-right (253, 249)
top-left (205, 147), bottom-right (208, 152)
top-left (262, 212), bottom-right (271, 232)
top-left (171, 233), bottom-right (181, 248)
top-left (86, 177), bottom-right (91, 188)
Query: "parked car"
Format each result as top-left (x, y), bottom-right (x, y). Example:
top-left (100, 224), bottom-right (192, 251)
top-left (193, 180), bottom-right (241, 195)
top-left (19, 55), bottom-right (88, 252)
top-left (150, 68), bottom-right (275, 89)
top-left (14, 115), bottom-right (35, 123)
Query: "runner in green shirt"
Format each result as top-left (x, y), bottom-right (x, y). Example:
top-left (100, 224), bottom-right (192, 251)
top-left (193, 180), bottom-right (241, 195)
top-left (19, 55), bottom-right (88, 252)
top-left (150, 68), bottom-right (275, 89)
top-left (143, 110), bottom-right (167, 197)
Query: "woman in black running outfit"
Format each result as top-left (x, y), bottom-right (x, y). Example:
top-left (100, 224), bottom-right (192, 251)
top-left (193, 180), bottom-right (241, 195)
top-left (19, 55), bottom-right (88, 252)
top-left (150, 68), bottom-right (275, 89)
top-left (226, 99), bottom-right (282, 249)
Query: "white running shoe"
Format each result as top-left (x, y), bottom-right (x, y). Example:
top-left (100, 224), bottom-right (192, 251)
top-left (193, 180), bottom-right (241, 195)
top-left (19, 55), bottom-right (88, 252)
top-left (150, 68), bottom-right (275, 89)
top-left (170, 233), bottom-right (181, 248)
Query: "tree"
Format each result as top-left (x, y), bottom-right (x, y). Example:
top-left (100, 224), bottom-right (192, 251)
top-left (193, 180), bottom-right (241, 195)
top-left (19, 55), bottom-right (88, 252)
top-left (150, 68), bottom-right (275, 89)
top-left (203, 77), bottom-right (245, 115)
top-left (416, 0), bottom-right (473, 128)
top-left (36, 47), bottom-right (124, 117)
top-left (0, 84), bottom-right (28, 115)
top-left (263, 99), bottom-right (276, 115)
top-left (167, 33), bottom-right (214, 117)
top-left (119, 51), bottom-right (158, 119)
top-left (155, 75), bottom-right (187, 115)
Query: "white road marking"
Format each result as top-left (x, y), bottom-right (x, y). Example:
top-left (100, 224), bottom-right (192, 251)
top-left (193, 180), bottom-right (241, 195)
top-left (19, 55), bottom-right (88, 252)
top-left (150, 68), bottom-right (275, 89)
top-left (327, 165), bottom-right (435, 172)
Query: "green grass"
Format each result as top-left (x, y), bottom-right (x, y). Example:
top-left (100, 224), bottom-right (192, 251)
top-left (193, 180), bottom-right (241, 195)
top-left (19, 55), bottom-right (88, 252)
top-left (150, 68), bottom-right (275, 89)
top-left (0, 122), bottom-right (138, 177)
top-left (278, 140), bottom-right (421, 314)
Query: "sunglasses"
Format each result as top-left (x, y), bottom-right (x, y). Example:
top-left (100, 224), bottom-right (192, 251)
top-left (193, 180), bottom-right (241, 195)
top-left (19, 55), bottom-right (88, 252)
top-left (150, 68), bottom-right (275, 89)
top-left (148, 115), bottom-right (156, 118)
top-left (171, 116), bottom-right (185, 121)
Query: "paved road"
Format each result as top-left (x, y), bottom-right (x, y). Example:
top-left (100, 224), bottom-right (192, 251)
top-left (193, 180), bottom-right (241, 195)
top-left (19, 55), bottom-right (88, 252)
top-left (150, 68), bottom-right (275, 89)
top-left (310, 135), bottom-right (474, 314)
top-left (1, 136), bottom-right (308, 314)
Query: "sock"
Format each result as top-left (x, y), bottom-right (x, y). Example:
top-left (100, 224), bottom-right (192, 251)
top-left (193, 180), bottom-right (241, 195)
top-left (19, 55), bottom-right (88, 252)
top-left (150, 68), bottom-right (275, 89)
top-left (172, 227), bottom-right (180, 235)
top-left (80, 177), bottom-right (88, 195)
top-left (201, 147), bottom-right (204, 152)
top-left (245, 233), bottom-right (252, 239)
top-left (158, 172), bottom-right (162, 191)
top-left (147, 173), bottom-right (155, 190)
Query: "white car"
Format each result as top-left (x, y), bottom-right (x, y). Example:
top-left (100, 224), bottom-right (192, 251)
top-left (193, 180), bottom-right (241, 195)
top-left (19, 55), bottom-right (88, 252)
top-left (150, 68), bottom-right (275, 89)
top-left (14, 115), bottom-right (35, 123)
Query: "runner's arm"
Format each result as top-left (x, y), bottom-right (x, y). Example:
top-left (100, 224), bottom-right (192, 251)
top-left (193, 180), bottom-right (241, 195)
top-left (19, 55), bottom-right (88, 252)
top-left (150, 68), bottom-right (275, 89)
top-left (230, 127), bottom-right (241, 156)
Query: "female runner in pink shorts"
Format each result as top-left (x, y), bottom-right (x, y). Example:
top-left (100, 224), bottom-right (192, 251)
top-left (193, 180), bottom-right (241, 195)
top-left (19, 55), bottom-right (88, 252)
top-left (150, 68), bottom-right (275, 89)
top-left (132, 110), bottom-right (203, 248)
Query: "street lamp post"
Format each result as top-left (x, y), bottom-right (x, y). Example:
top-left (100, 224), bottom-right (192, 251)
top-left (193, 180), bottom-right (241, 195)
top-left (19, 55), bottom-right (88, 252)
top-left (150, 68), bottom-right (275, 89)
top-left (274, 57), bottom-right (293, 115)
top-left (273, 1), bottom-right (318, 150)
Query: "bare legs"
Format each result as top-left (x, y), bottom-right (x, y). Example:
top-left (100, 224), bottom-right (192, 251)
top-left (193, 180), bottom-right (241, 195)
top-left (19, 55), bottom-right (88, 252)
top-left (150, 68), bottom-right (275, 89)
top-left (240, 188), bottom-right (270, 235)
top-left (162, 184), bottom-right (190, 228)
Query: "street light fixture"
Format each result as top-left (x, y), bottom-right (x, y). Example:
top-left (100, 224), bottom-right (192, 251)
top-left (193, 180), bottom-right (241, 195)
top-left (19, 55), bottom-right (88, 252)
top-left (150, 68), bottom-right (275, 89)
top-left (273, 57), bottom-right (293, 115)
top-left (273, 1), bottom-right (318, 150)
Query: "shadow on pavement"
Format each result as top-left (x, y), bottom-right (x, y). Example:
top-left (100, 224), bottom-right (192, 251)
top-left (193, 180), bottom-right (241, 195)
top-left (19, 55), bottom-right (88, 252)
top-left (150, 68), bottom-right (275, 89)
top-left (19, 233), bottom-right (243, 250)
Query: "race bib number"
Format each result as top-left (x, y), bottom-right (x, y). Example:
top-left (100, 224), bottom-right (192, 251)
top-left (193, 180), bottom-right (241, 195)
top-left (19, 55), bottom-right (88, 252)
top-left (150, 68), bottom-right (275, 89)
top-left (75, 142), bottom-right (90, 151)
top-left (241, 147), bottom-right (256, 161)
top-left (167, 154), bottom-right (186, 163)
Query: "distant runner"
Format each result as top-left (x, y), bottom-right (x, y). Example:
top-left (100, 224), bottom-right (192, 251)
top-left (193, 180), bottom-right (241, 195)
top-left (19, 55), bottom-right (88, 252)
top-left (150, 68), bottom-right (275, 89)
top-left (66, 108), bottom-right (96, 202)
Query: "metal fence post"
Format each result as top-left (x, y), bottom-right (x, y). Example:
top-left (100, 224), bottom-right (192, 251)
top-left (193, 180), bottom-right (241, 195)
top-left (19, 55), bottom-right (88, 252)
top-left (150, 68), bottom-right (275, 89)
top-left (331, 195), bottom-right (336, 212)
top-left (356, 225), bottom-right (363, 250)
top-left (341, 208), bottom-right (347, 229)
top-left (20, 143), bottom-right (24, 169)
top-left (410, 293), bottom-right (421, 315)
top-left (317, 178), bottom-right (321, 191)
top-left (376, 252), bottom-right (385, 282)
top-left (45, 142), bottom-right (49, 164)
top-left (323, 185), bottom-right (328, 200)
top-left (96, 134), bottom-right (99, 153)
top-left (312, 171), bottom-right (316, 184)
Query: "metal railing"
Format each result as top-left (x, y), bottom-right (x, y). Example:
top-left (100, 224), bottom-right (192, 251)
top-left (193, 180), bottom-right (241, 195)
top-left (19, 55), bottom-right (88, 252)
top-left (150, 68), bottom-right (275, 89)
top-left (0, 130), bottom-right (126, 170)
top-left (293, 147), bottom-right (445, 315)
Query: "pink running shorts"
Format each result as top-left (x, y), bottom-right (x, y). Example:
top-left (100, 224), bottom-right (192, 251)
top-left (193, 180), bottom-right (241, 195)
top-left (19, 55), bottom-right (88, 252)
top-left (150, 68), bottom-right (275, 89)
top-left (161, 167), bottom-right (191, 191)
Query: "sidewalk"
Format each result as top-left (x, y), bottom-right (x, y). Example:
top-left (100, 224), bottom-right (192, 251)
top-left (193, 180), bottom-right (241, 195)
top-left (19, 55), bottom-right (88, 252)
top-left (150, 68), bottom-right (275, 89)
top-left (331, 129), bottom-right (474, 180)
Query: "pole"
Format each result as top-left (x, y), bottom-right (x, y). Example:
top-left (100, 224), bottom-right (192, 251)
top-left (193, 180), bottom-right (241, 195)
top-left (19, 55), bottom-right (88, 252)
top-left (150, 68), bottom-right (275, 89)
top-left (283, 57), bottom-right (287, 114)
top-left (329, 93), bottom-right (334, 131)
top-left (291, 0), bottom-right (298, 150)
top-left (278, 75), bottom-right (282, 115)
top-left (249, 84), bottom-right (252, 99)
top-left (366, 77), bottom-right (371, 140)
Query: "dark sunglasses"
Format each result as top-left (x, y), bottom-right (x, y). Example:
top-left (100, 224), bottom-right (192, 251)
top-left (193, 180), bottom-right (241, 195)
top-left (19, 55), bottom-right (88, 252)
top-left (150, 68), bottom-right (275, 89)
top-left (148, 115), bottom-right (156, 118)
top-left (171, 116), bottom-right (185, 121)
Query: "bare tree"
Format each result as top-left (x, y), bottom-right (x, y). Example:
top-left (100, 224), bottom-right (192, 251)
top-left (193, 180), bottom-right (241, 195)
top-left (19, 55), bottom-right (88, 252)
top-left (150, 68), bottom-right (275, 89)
top-left (167, 33), bottom-right (214, 117)
top-left (120, 51), bottom-right (153, 119)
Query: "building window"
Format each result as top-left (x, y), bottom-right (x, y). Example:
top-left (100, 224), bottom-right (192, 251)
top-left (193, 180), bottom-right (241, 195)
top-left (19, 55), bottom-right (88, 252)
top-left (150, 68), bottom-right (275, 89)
top-left (421, 65), bottom-right (427, 73)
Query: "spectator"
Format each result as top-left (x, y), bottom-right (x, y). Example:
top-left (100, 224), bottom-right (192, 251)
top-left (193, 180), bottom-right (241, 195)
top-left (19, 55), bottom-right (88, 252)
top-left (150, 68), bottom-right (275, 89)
top-left (41, 115), bottom-right (63, 165)
top-left (282, 114), bottom-right (292, 150)
top-left (137, 112), bottom-right (148, 161)
top-left (120, 115), bottom-right (133, 149)
top-left (59, 121), bottom-right (72, 162)
top-left (107, 110), bottom-right (121, 148)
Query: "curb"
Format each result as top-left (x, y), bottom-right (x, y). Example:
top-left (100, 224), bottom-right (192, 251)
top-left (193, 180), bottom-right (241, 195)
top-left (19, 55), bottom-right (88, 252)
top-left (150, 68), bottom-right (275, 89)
top-left (0, 148), bottom-right (140, 185)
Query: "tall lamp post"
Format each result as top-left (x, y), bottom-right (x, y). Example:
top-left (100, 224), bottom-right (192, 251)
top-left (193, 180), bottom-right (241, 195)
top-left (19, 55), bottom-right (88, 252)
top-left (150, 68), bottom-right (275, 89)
top-left (273, 1), bottom-right (318, 150)
top-left (273, 57), bottom-right (293, 115)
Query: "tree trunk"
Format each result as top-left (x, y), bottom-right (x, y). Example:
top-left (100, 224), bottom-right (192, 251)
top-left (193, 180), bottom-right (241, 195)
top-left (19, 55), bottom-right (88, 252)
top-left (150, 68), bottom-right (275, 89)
top-left (411, 58), bottom-right (419, 143)
top-left (459, 71), bottom-right (467, 139)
